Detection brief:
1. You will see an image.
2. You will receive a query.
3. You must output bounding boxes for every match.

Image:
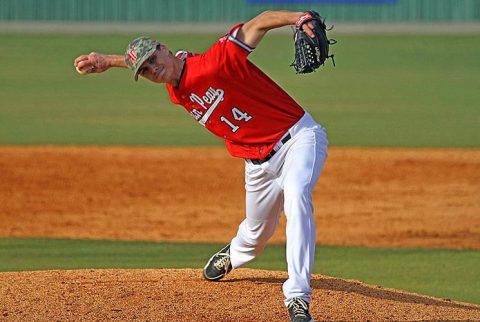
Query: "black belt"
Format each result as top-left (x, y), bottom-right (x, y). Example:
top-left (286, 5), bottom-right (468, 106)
top-left (248, 133), bottom-right (291, 165)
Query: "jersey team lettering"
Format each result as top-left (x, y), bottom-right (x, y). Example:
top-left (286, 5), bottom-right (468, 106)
top-left (189, 86), bottom-right (252, 134)
top-left (189, 86), bottom-right (225, 125)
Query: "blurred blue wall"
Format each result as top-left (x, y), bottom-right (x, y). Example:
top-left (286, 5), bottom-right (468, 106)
top-left (1, 0), bottom-right (479, 22)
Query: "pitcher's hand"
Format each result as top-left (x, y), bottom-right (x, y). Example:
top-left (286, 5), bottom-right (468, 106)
top-left (74, 52), bottom-right (111, 75)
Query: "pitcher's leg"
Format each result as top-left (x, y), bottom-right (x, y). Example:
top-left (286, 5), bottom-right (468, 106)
top-left (230, 164), bottom-right (284, 269)
top-left (282, 128), bottom-right (328, 305)
top-left (282, 187), bottom-right (316, 304)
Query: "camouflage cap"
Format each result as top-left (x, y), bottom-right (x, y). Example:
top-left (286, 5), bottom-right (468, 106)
top-left (125, 36), bottom-right (160, 81)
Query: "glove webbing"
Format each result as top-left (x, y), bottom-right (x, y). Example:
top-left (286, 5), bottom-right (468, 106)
top-left (292, 36), bottom-right (318, 73)
top-left (290, 38), bottom-right (336, 72)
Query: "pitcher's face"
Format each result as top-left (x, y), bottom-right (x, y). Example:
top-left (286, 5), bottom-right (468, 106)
top-left (137, 45), bottom-right (176, 84)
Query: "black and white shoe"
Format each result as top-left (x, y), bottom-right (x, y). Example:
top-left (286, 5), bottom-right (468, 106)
top-left (287, 297), bottom-right (314, 322)
top-left (203, 244), bottom-right (232, 281)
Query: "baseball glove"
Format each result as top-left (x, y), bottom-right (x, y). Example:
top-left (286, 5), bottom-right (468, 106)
top-left (291, 11), bottom-right (336, 74)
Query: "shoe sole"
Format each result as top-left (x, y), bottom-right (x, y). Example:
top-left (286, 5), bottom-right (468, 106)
top-left (202, 268), bottom-right (226, 281)
top-left (289, 317), bottom-right (314, 322)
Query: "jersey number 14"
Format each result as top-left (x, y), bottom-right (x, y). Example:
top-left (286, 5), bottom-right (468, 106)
top-left (220, 107), bottom-right (252, 133)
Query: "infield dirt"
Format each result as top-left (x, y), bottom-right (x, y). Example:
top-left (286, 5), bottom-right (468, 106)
top-left (1, 146), bottom-right (479, 248)
top-left (0, 146), bottom-right (479, 321)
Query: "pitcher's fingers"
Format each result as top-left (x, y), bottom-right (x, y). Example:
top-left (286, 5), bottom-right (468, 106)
top-left (302, 26), bottom-right (315, 38)
top-left (75, 64), bottom-right (94, 75)
top-left (76, 59), bottom-right (93, 69)
top-left (74, 55), bottom-right (89, 67)
top-left (304, 22), bottom-right (315, 38)
top-left (88, 52), bottom-right (99, 63)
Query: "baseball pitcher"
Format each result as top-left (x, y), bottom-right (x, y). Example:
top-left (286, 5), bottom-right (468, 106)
top-left (74, 10), bottom-right (334, 322)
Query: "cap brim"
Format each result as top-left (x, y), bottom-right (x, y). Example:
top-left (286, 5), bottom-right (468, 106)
top-left (133, 47), bottom-right (158, 81)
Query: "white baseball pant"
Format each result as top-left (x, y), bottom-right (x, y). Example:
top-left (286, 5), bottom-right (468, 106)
top-left (229, 112), bottom-right (328, 305)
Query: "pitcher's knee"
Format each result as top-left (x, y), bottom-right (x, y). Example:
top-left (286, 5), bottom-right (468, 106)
top-left (240, 219), bottom-right (277, 246)
top-left (284, 182), bottom-right (312, 198)
top-left (284, 187), bottom-right (312, 204)
top-left (244, 226), bottom-right (274, 246)
top-left (284, 188), bottom-right (313, 218)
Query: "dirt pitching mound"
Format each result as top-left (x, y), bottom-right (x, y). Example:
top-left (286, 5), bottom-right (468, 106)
top-left (1, 268), bottom-right (479, 321)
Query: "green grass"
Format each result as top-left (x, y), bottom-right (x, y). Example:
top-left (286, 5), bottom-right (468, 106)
top-left (0, 238), bottom-right (478, 304)
top-left (0, 33), bottom-right (479, 147)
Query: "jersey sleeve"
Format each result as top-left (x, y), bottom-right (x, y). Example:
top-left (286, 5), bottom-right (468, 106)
top-left (202, 23), bottom-right (255, 77)
top-left (225, 23), bottom-right (255, 58)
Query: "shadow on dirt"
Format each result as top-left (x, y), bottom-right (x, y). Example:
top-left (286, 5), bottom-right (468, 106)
top-left (226, 276), bottom-right (480, 311)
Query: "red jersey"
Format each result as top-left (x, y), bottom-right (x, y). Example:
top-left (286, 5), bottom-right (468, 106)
top-left (166, 24), bottom-right (305, 159)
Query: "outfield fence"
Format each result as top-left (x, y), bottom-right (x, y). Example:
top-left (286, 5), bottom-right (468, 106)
top-left (1, 0), bottom-right (479, 23)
